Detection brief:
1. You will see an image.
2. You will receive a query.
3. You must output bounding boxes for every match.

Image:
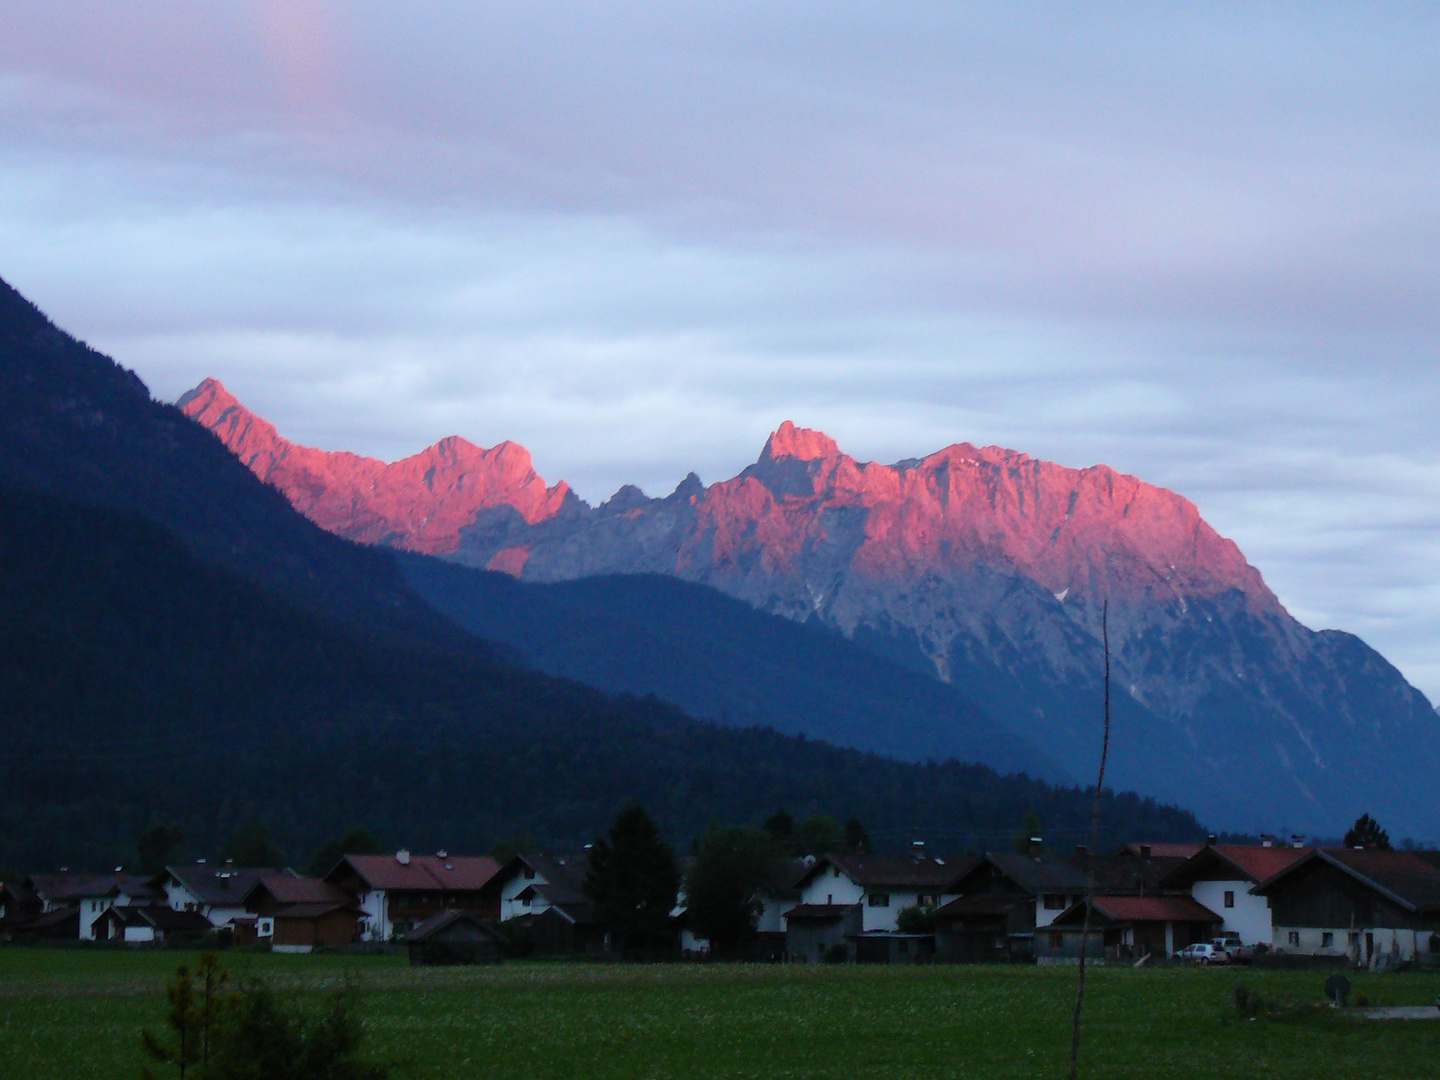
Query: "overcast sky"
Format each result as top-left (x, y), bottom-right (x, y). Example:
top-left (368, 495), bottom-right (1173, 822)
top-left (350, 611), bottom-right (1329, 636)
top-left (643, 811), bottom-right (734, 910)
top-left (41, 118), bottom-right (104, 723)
top-left (2, 3), bottom-right (1438, 698)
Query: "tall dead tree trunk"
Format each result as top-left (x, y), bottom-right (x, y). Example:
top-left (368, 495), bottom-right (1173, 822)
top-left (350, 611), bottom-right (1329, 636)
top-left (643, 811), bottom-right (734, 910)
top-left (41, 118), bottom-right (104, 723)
top-left (1067, 601), bottom-right (1111, 1080)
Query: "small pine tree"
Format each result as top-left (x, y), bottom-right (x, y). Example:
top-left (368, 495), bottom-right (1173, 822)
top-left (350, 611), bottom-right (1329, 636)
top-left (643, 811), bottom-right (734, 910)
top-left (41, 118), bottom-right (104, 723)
top-left (1343, 814), bottom-right (1392, 851)
top-left (140, 953), bottom-right (232, 1079)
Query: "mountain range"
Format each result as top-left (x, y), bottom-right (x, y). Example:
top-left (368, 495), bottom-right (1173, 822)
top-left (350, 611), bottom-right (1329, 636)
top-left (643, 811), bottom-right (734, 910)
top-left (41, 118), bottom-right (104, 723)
top-left (180, 378), bottom-right (1440, 838)
top-left (0, 274), bottom-right (1206, 869)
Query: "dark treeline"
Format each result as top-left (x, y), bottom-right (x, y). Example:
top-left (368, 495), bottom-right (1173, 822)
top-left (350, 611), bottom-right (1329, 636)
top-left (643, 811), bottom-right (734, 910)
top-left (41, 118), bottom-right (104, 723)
top-left (0, 485), bottom-right (1205, 871)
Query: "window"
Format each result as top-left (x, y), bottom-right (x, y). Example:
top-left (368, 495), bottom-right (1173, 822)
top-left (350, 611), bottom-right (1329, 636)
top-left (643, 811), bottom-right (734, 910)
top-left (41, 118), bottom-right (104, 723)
top-left (523, 867), bottom-right (535, 880)
top-left (916, 895), bottom-right (931, 907)
top-left (868, 893), bottom-right (890, 908)
top-left (1043, 894), bottom-right (1066, 910)
top-left (1049, 932), bottom-right (1063, 950)
top-left (1223, 891), bottom-right (1235, 909)
top-left (1321, 932), bottom-right (1334, 948)
top-left (1287, 931), bottom-right (1300, 947)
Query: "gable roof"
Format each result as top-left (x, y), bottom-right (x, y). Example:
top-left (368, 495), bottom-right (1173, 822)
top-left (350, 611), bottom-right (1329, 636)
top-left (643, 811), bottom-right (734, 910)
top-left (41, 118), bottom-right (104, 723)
top-left (1252, 848), bottom-right (1440, 912)
top-left (26, 873), bottom-right (130, 902)
top-left (1160, 844), bottom-right (1311, 888)
top-left (329, 854), bottom-right (501, 893)
top-left (1050, 895), bottom-right (1221, 927)
top-left (402, 908), bottom-right (506, 943)
top-left (797, 854), bottom-right (967, 892)
top-left (242, 874), bottom-right (352, 908)
top-left (956, 853), bottom-right (1089, 894)
top-left (491, 852), bottom-right (591, 905)
top-left (158, 865), bottom-right (278, 906)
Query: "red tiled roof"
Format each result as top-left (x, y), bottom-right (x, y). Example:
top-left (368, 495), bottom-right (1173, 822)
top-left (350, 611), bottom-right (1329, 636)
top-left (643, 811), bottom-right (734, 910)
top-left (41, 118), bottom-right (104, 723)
top-left (1213, 845), bottom-right (1311, 881)
top-left (1092, 895), bottom-right (1220, 923)
top-left (335, 854), bottom-right (500, 892)
top-left (249, 875), bottom-right (352, 906)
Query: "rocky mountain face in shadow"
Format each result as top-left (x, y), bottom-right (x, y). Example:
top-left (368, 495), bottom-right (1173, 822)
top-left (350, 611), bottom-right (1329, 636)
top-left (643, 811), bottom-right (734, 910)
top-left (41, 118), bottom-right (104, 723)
top-left (181, 384), bottom-right (1440, 838)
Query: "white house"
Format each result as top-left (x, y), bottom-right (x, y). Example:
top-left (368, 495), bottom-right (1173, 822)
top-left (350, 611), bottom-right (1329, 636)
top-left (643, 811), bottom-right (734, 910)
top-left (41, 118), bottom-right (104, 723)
top-left (323, 851), bottom-right (501, 941)
top-left (1158, 844), bottom-right (1310, 946)
top-left (791, 853), bottom-right (957, 933)
top-left (153, 864), bottom-right (274, 929)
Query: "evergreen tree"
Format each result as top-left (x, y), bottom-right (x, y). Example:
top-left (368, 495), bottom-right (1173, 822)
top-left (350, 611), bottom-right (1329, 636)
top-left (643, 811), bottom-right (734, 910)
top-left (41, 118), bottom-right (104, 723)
top-left (138, 824), bottom-right (186, 876)
top-left (303, 827), bottom-right (381, 878)
top-left (843, 816), bottom-right (870, 854)
top-left (762, 808), bottom-right (794, 844)
top-left (683, 826), bottom-right (787, 956)
top-left (222, 821), bottom-right (285, 869)
top-left (790, 815), bottom-right (846, 857)
top-left (583, 800), bottom-right (680, 956)
top-left (1343, 813), bottom-right (1392, 851)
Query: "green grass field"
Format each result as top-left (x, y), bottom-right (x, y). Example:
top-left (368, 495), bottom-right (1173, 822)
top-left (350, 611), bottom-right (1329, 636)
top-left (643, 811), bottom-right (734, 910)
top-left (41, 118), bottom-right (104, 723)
top-left (2, 947), bottom-right (1439, 1079)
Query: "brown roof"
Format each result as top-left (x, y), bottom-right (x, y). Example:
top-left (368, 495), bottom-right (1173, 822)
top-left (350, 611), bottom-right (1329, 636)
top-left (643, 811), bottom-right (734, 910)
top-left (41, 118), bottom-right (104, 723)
top-left (246, 874), bottom-right (352, 907)
top-left (1052, 895), bottom-right (1220, 926)
top-left (402, 908), bottom-right (506, 943)
top-left (332, 854), bottom-right (500, 892)
top-left (159, 866), bottom-right (279, 906)
top-left (274, 902), bottom-right (357, 920)
top-left (800, 854), bottom-right (966, 891)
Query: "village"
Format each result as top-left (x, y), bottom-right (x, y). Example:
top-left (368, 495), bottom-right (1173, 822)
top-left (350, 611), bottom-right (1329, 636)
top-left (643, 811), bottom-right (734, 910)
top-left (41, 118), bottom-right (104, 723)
top-left (4, 834), bottom-right (1439, 971)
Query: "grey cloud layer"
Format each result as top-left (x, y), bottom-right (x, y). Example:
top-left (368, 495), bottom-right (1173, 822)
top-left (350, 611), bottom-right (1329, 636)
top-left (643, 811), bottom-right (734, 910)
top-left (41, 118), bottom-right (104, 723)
top-left (1, 3), bottom-right (1437, 697)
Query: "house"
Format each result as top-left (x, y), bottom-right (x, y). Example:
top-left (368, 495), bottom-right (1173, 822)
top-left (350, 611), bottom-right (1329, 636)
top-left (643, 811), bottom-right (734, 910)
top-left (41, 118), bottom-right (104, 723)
top-left (786, 852), bottom-right (963, 962)
top-left (791, 853), bottom-right (961, 932)
top-left (1036, 896), bottom-right (1222, 961)
top-left (932, 852), bottom-right (1086, 962)
top-left (324, 850), bottom-right (500, 941)
top-left (933, 895), bottom-right (1033, 963)
top-left (932, 846), bottom-right (1189, 963)
top-left (153, 864), bottom-right (276, 930)
top-left (2, 872), bottom-right (162, 940)
top-left (1251, 849), bottom-right (1440, 966)
top-left (403, 909), bottom-right (507, 966)
top-left (242, 874), bottom-right (360, 952)
top-left (486, 853), bottom-right (606, 955)
top-left (784, 903), bottom-right (862, 962)
top-left (1158, 844), bottom-right (1311, 945)
top-left (94, 905), bottom-right (215, 944)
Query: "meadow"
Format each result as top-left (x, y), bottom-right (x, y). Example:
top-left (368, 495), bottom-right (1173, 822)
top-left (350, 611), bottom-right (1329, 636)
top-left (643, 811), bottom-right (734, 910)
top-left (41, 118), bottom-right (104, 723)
top-left (2, 947), bottom-right (1439, 1079)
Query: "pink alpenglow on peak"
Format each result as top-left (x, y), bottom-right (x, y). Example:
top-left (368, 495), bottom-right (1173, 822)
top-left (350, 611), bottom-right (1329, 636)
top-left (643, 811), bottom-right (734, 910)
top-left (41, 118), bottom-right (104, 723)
top-left (762, 421), bottom-right (841, 462)
top-left (176, 378), bottom-right (572, 555)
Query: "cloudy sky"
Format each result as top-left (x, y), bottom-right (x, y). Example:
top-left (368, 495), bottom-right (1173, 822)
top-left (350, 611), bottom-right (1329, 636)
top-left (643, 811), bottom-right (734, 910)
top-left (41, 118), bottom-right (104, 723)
top-left (2, 3), bottom-right (1438, 697)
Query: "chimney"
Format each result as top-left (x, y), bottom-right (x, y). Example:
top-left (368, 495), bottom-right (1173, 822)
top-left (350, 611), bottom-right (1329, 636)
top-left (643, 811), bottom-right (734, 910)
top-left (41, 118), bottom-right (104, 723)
top-left (436, 850), bottom-right (448, 859)
top-left (910, 840), bottom-right (926, 860)
top-left (1028, 837), bottom-right (1043, 859)
top-left (1075, 844), bottom-right (1088, 860)
top-left (1290, 835), bottom-right (1305, 849)
top-left (1206, 834), bottom-right (1217, 846)
top-left (1139, 844), bottom-right (1152, 859)
top-left (396, 849), bottom-right (411, 865)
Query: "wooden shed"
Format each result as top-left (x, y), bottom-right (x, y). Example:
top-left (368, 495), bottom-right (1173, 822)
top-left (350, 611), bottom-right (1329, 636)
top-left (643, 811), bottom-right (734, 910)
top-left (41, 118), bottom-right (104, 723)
top-left (402, 909), bottom-right (506, 966)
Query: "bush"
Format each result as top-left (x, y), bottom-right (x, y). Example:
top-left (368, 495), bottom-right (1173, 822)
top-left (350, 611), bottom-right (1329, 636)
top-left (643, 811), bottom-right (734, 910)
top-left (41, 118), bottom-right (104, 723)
top-left (139, 953), bottom-right (390, 1080)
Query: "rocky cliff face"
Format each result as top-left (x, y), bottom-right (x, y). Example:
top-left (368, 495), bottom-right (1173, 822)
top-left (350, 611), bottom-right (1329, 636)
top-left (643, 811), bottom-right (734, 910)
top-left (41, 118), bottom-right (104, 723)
top-left (182, 385), bottom-right (1440, 837)
top-left (177, 379), bottom-right (574, 555)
